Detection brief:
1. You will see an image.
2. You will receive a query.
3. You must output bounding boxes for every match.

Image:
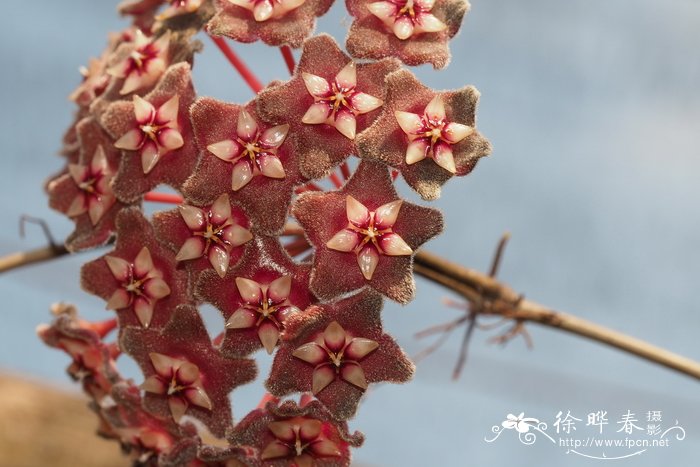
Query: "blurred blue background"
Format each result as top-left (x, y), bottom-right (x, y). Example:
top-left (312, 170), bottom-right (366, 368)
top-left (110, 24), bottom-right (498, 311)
top-left (1, 1), bottom-right (699, 465)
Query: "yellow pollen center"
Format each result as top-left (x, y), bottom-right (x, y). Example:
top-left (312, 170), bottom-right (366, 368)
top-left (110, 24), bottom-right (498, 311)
top-left (130, 50), bottom-right (146, 68)
top-left (79, 178), bottom-right (97, 193)
top-left (141, 124), bottom-right (161, 140)
top-left (399, 0), bottom-right (416, 16)
top-left (125, 279), bottom-right (143, 293)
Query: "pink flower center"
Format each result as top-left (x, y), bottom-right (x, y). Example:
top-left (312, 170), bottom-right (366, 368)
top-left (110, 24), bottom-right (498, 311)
top-left (262, 417), bottom-right (341, 462)
top-left (127, 44), bottom-right (160, 77)
top-left (397, 0), bottom-right (422, 19)
top-left (196, 222), bottom-right (228, 248)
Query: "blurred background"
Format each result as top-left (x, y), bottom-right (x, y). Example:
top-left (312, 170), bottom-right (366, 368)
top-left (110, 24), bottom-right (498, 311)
top-left (1, 0), bottom-right (699, 465)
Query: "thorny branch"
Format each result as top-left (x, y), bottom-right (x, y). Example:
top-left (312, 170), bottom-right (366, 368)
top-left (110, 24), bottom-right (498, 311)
top-left (2, 221), bottom-right (700, 382)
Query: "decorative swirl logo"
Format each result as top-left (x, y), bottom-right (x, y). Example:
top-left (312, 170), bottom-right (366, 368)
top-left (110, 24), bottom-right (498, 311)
top-left (485, 413), bottom-right (556, 445)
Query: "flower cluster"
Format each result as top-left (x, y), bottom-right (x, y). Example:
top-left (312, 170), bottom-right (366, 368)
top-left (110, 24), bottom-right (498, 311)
top-left (43, 1), bottom-right (490, 465)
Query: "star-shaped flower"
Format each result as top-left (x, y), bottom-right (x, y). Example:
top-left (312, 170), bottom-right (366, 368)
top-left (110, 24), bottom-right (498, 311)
top-left (300, 61), bottom-right (383, 140)
top-left (89, 28), bottom-right (197, 117)
top-left (346, 0), bottom-right (469, 69)
top-left (69, 55), bottom-right (111, 108)
top-left (356, 69), bottom-right (491, 200)
top-left (292, 321), bottom-right (379, 394)
top-left (120, 304), bottom-right (257, 438)
top-left (107, 29), bottom-right (170, 95)
top-left (368, 0), bottom-right (447, 39)
top-left (184, 98), bottom-right (305, 234)
top-left (267, 291), bottom-right (414, 420)
top-left (63, 145), bottom-right (117, 224)
top-left (326, 195), bottom-right (412, 281)
top-left (196, 236), bottom-right (314, 356)
top-left (292, 161), bottom-right (443, 303)
top-left (256, 34), bottom-right (399, 179)
top-left (229, 399), bottom-right (363, 467)
top-left (48, 118), bottom-right (132, 251)
top-left (154, 193), bottom-right (253, 279)
top-left (207, 0), bottom-right (334, 48)
top-left (103, 246), bottom-right (172, 328)
top-left (141, 353), bottom-right (213, 421)
top-left (81, 208), bottom-right (191, 329)
top-left (114, 94), bottom-right (184, 174)
top-left (207, 108), bottom-right (289, 191)
top-left (101, 63), bottom-right (199, 202)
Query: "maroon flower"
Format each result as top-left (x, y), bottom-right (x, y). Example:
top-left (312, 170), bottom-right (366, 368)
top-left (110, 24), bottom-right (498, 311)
top-left (101, 62), bottom-right (199, 202)
top-left (81, 207), bottom-right (191, 329)
top-left (114, 94), bottom-right (185, 173)
top-left (229, 399), bottom-right (363, 466)
top-left (207, 0), bottom-right (334, 48)
top-left (267, 291), bottom-right (414, 420)
top-left (120, 304), bottom-right (257, 438)
top-left (345, 0), bottom-right (470, 69)
top-left (141, 352), bottom-right (214, 421)
top-left (356, 69), bottom-right (491, 200)
top-left (37, 304), bottom-right (119, 401)
top-left (256, 34), bottom-right (400, 179)
top-left (184, 97), bottom-right (305, 234)
top-left (196, 236), bottom-right (314, 356)
top-left (154, 193), bottom-right (253, 278)
top-left (292, 161), bottom-right (443, 303)
top-left (107, 29), bottom-right (170, 95)
top-left (48, 118), bottom-right (133, 251)
top-left (100, 382), bottom-right (200, 466)
top-left (69, 55), bottom-right (112, 109)
top-left (157, 0), bottom-right (206, 21)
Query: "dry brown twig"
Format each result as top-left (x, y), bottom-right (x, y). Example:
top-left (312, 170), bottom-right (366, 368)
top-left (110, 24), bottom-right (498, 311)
top-left (2, 221), bottom-right (700, 382)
